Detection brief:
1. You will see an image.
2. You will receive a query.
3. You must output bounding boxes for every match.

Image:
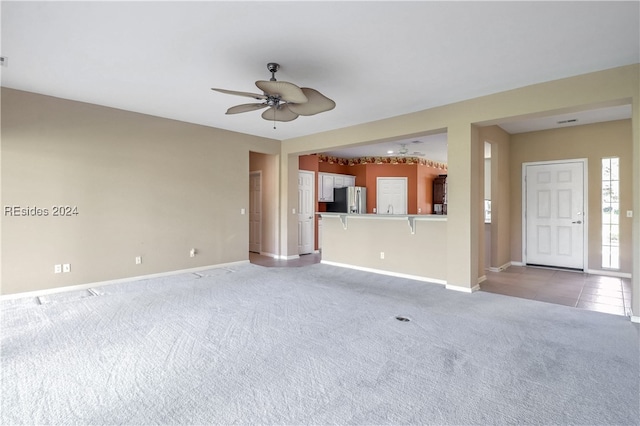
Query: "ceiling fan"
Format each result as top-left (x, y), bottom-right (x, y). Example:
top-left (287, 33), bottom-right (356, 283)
top-left (211, 63), bottom-right (335, 126)
top-left (388, 142), bottom-right (426, 157)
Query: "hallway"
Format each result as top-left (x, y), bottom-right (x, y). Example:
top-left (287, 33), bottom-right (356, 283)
top-left (250, 252), bottom-right (631, 317)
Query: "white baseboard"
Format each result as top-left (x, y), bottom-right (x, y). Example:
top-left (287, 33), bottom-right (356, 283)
top-left (477, 275), bottom-right (487, 284)
top-left (586, 269), bottom-right (632, 279)
top-left (488, 262), bottom-right (512, 272)
top-left (0, 260), bottom-right (250, 301)
top-left (510, 261), bottom-right (524, 266)
top-left (320, 260), bottom-right (446, 286)
top-left (259, 252), bottom-right (279, 259)
top-left (277, 254), bottom-right (300, 260)
top-left (631, 315), bottom-right (640, 324)
top-left (446, 284), bottom-right (481, 293)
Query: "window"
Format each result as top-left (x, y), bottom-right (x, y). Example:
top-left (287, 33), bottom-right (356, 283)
top-left (601, 157), bottom-right (619, 269)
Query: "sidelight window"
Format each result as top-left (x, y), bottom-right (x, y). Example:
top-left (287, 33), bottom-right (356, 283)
top-left (601, 157), bottom-right (620, 269)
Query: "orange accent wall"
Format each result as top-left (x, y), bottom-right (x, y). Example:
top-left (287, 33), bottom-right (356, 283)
top-left (299, 154), bottom-right (319, 172)
top-left (349, 164), bottom-right (367, 187)
top-left (418, 164), bottom-right (444, 214)
top-left (318, 161), bottom-right (351, 175)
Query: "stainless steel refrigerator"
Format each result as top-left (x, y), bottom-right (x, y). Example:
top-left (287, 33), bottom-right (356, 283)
top-left (326, 186), bottom-right (367, 214)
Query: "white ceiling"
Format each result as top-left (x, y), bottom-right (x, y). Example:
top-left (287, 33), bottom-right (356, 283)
top-left (323, 133), bottom-right (450, 163)
top-left (1, 1), bottom-right (638, 161)
top-left (321, 103), bottom-right (633, 163)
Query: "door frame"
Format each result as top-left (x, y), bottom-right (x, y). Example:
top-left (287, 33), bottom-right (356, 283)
top-left (521, 158), bottom-right (588, 270)
top-left (298, 170), bottom-right (315, 255)
top-left (249, 170), bottom-right (262, 254)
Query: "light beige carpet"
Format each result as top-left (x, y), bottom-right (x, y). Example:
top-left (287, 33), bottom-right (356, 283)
top-left (2, 263), bottom-right (638, 425)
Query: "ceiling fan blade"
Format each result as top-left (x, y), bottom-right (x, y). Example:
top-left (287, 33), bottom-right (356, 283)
top-left (288, 88), bottom-right (336, 116)
top-left (255, 80), bottom-right (308, 104)
top-left (225, 103), bottom-right (268, 115)
top-left (261, 104), bottom-right (299, 122)
top-left (211, 88), bottom-right (267, 100)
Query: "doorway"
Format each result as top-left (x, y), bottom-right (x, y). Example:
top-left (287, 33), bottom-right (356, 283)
top-left (249, 171), bottom-right (262, 253)
top-left (523, 159), bottom-right (587, 270)
top-left (298, 170), bottom-right (315, 255)
top-left (377, 177), bottom-right (407, 215)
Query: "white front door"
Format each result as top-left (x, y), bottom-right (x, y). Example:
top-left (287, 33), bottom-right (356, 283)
top-left (377, 177), bottom-right (407, 214)
top-left (249, 171), bottom-right (262, 253)
top-left (524, 160), bottom-right (586, 270)
top-left (298, 171), bottom-right (315, 255)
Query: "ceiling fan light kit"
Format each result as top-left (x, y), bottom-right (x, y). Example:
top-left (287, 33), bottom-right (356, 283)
top-left (212, 63), bottom-right (335, 128)
top-left (389, 142), bottom-right (426, 157)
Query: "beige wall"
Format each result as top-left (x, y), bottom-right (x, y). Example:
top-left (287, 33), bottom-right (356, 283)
top-left (249, 152), bottom-right (279, 257)
top-left (2, 65), bottom-right (639, 317)
top-left (1, 88), bottom-right (279, 295)
top-left (509, 119), bottom-right (633, 273)
top-left (480, 125), bottom-right (511, 270)
top-left (281, 65), bottom-right (639, 302)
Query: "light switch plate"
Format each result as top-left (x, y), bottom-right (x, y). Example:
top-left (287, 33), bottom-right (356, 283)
top-left (627, 210), bottom-right (633, 218)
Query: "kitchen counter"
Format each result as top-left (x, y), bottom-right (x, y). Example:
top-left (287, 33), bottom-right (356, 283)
top-left (318, 212), bottom-right (446, 234)
top-left (318, 213), bottom-right (447, 219)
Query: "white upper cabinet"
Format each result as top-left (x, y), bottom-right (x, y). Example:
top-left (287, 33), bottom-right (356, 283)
top-left (319, 173), bottom-right (335, 202)
top-left (318, 172), bottom-right (356, 202)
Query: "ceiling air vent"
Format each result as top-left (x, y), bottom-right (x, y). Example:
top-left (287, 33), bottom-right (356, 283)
top-left (557, 118), bottom-right (577, 124)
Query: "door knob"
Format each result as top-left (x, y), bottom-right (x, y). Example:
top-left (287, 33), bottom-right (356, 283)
top-left (572, 220), bottom-right (582, 224)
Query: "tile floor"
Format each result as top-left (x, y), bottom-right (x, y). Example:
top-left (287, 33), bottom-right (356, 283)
top-left (249, 252), bottom-right (632, 317)
top-left (482, 266), bottom-right (632, 317)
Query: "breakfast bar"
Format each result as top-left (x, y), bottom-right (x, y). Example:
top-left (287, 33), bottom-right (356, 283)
top-left (319, 213), bottom-right (448, 285)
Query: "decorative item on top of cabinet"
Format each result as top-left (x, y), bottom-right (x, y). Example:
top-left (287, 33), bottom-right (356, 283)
top-left (318, 172), bottom-right (356, 202)
top-left (433, 174), bottom-right (447, 214)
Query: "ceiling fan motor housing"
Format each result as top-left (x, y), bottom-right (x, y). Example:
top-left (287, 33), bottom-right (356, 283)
top-left (267, 62), bottom-right (280, 81)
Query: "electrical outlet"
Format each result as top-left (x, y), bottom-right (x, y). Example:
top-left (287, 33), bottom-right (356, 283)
top-left (240, 208), bottom-right (245, 215)
top-left (135, 256), bottom-right (142, 265)
top-left (54, 264), bottom-right (62, 274)
top-left (190, 248), bottom-right (196, 258)
top-left (380, 252), bottom-right (385, 259)
top-left (63, 264), bottom-right (71, 273)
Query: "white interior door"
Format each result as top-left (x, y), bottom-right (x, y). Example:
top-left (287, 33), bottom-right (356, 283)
top-left (377, 177), bottom-right (407, 214)
top-left (524, 160), bottom-right (586, 270)
top-left (298, 171), bottom-right (315, 255)
top-left (249, 171), bottom-right (262, 253)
